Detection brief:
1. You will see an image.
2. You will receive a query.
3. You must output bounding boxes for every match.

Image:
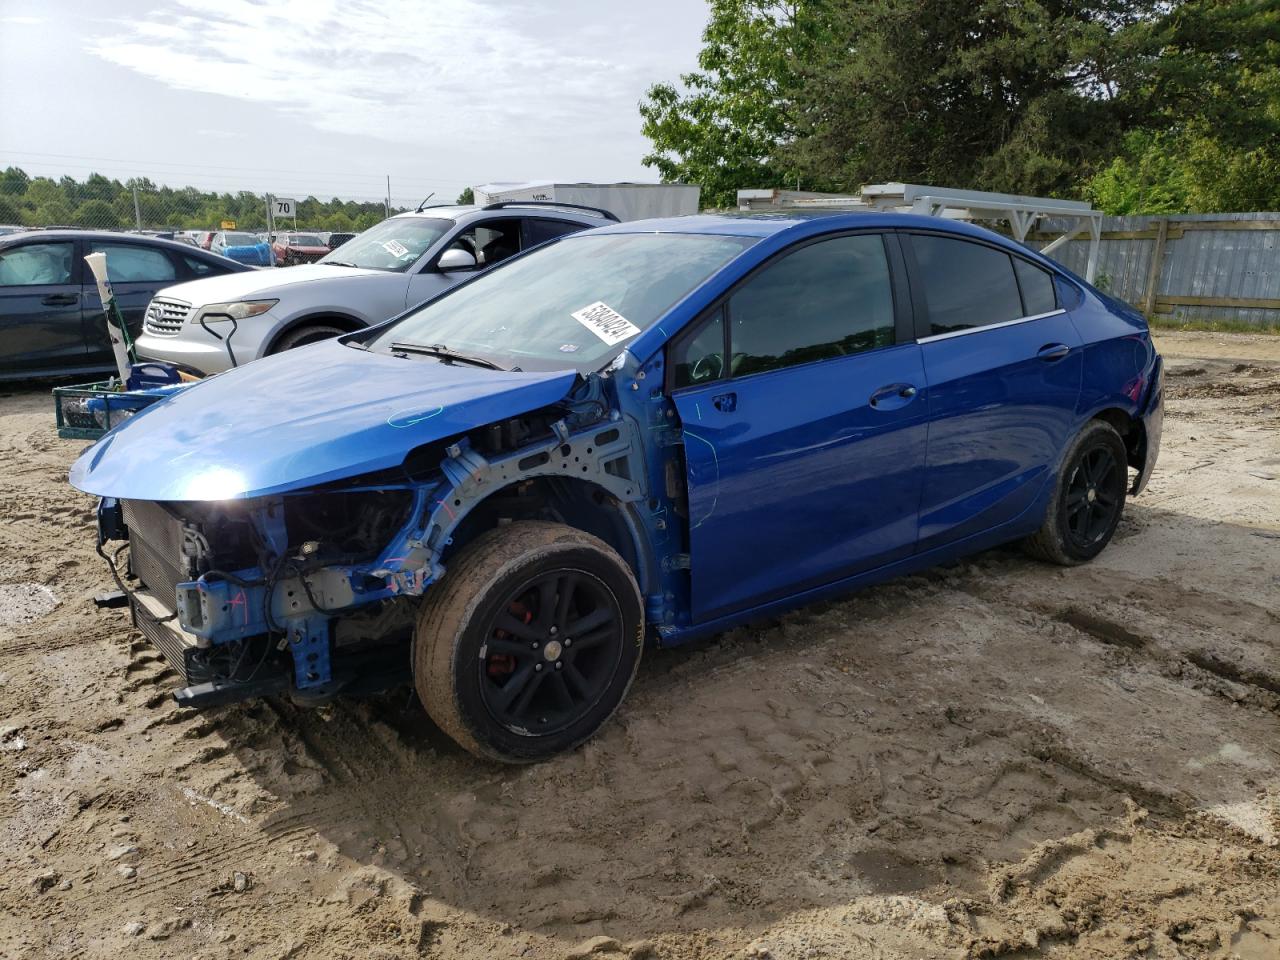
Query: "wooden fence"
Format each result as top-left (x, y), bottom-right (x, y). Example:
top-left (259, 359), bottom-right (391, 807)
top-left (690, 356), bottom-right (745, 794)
top-left (1033, 213), bottom-right (1280, 328)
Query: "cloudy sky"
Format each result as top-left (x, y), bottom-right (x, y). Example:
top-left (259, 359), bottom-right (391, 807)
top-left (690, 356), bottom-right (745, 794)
top-left (0, 0), bottom-right (710, 205)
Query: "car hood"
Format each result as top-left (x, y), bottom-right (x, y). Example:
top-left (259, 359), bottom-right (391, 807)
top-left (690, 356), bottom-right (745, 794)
top-left (69, 338), bottom-right (580, 501)
top-left (156, 263), bottom-right (391, 305)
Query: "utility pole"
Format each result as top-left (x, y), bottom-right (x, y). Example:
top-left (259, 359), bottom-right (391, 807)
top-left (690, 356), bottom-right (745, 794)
top-left (385, 174), bottom-right (391, 218)
top-left (266, 194), bottom-right (274, 236)
top-left (132, 183), bottom-right (143, 230)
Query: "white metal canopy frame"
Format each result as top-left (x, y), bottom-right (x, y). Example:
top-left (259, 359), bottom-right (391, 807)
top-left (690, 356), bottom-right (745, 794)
top-left (737, 182), bottom-right (1103, 282)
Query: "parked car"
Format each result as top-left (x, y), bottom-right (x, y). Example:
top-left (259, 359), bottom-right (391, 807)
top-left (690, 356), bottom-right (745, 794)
top-left (212, 230), bottom-right (275, 267)
top-left (0, 224), bottom-right (24, 236)
top-left (325, 231), bottom-right (357, 250)
top-left (271, 232), bottom-right (330, 266)
top-left (71, 211), bottom-right (1162, 761)
top-left (193, 231), bottom-right (215, 250)
top-left (135, 202), bottom-right (617, 375)
top-left (0, 229), bottom-right (252, 380)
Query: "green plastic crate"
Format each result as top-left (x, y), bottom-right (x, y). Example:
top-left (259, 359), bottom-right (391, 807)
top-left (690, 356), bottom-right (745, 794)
top-left (52, 380), bottom-right (159, 440)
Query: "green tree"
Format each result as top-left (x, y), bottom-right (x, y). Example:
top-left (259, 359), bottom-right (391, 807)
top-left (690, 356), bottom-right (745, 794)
top-left (1084, 132), bottom-right (1192, 214)
top-left (783, 0), bottom-right (1166, 198)
top-left (639, 0), bottom-right (829, 207)
top-left (0, 166), bottom-right (29, 196)
top-left (73, 198), bottom-right (122, 228)
top-left (456, 187), bottom-right (474, 204)
top-left (1081, 1), bottom-right (1280, 212)
top-left (32, 200), bottom-right (72, 226)
top-left (0, 195), bottom-right (21, 224)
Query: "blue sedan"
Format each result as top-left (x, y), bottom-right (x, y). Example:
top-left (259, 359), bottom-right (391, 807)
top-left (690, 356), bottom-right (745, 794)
top-left (70, 212), bottom-right (1162, 761)
top-left (211, 230), bottom-right (274, 267)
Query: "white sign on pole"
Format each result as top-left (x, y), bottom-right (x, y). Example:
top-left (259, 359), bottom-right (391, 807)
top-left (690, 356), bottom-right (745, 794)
top-left (273, 197), bottom-right (296, 218)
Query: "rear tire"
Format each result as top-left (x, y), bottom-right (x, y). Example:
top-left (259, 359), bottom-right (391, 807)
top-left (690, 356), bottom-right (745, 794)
top-left (271, 324), bottom-right (347, 353)
top-left (413, 522), bottom-right (643, 763)
top-left (1023, 420), bottom-right (1128, 566)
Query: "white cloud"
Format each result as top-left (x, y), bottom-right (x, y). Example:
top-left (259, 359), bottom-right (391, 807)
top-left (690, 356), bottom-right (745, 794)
top-left (1, 15), bottom-right (44, 24)
top-left (85, 0), bottom-right (649, 152)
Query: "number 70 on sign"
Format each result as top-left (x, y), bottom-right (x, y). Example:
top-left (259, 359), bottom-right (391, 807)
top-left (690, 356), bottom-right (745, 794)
top-left (273, 198), bottom-right (296, 218)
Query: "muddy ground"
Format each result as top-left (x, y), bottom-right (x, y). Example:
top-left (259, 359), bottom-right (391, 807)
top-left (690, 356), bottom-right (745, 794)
top-left (1, 330), bottom-right (1277, 960)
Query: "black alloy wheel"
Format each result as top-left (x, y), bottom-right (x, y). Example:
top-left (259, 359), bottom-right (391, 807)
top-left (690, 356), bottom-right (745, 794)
top-left (413, 522), bottom-right (643, 762)
top-left (1063, 444), bottom-right (1124, 551)
top-left (1023, 419), bottom-right (1130, 566)
top-left (479, 569), bottom-right (625, 735)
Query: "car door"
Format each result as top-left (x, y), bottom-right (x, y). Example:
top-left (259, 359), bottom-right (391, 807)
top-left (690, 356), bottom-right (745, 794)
top-left (0, 238), bottom-right (85, 376)
top-left (82, 241), bottom-right (182, 366)
top-left (404, 217), bottom-right (525, 309)
top-left (904, 232), bottom-right (1083, 552)
top-left (668, 232), bottom-right (928, 623)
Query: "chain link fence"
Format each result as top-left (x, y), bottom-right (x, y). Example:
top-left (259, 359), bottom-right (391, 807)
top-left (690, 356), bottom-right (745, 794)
top-left (0, 168), bottom-right (408, 237)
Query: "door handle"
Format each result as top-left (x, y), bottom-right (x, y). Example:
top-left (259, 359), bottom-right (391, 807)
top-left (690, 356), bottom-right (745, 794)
top-left (712, 392), bottom-right (737, 413)
top-left (870, 383), bottom-right (918, 408)
top-left (1037, 342), bottom-right (1070, 362)
top-left (41, 293), bottom-right (79, 306)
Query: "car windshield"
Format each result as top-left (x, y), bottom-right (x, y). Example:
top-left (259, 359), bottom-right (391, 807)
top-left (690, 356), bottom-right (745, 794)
top-left (226, 233), bottom-right (257, 245)
top-left (367, 232), bottom-right (757, 372)
top-left (291, 234), bottom-right (324, 246)
top-left (320, 217), bottom-right (451, 272)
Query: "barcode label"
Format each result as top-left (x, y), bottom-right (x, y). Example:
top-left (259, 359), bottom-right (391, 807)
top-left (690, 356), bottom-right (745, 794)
top-left (569, 301), bottom-right (640, 346)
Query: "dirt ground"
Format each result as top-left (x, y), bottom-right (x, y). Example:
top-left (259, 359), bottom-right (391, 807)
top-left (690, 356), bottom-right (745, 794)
top-left (1, 330), bottom-right (1277, 960)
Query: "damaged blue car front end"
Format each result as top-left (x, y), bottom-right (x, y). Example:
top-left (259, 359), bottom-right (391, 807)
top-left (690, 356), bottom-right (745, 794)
top-left (73, 338), bottom-right (678, 707)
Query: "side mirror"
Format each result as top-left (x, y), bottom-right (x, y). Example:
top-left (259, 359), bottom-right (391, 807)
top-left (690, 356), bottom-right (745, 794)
top-left (437, 248), bottom-right (477, 272)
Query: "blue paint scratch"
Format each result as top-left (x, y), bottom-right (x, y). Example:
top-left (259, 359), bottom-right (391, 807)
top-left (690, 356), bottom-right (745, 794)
top-left (387, 406), bottom-right (444, 428)
top-left (681, 429), bottom-right (719, 529)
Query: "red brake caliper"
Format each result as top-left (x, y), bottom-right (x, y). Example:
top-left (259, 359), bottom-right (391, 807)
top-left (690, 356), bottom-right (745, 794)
top-left (487, 600), bottom-right (531, 678)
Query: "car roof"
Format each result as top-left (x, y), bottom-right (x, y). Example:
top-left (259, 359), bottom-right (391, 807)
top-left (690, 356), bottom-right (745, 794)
top-left (389, 204), bottom-right (610, 226)
top-left (0, 229), bottom-right (254, 270)
top-left (596, 210), bottom-right (1010, 238)
top-left (0, 228), bottom-right (205, 251)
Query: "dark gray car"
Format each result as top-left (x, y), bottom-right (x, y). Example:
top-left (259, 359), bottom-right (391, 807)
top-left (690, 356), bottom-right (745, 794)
top-left (0, 230), bottom-right (251, 380)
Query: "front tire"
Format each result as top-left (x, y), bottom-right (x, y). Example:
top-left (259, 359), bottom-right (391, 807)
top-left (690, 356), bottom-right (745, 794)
top-left (413, 522), bottom-right (644, 763)
top-left (271, 324), bottom-right (347, 353)
top-left (1023, 420), bottom-right (1129, 566)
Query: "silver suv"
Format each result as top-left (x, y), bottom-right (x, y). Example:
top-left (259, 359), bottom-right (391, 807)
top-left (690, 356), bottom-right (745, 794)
top-left (134, 202), bottom-right (616, 375)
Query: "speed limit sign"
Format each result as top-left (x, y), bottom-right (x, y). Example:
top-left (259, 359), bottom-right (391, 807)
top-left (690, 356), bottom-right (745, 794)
top-left (273, 197), bottom-right (296, 218)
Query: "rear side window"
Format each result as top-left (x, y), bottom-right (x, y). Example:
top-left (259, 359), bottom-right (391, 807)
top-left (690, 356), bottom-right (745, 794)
top-left (89, 243), bottom-right (177, 283)
top-left (184, 255), bottom-right (220, 276)
top-left (524, 218), bottom-right (583, 246)
top-left (912, 235), bottom-right (1022, 336)
top-left (1014, 257), bottom-right (1057, 315)
top-left (729, 233), bottom-right (895, 377)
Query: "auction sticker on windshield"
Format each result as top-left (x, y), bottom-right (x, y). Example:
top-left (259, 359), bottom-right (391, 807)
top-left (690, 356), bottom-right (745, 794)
top-left (382, 239), bottom-right (409, 258)
top-left (570, 301), bottom-right (640, 346)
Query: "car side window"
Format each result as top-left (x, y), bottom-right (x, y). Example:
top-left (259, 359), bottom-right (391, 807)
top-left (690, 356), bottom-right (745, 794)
top-left (0, 242), bottom-right (74, 286)
top-left (443, 218), bottom-right (522, 269)
top-left (728, 233), bottom-right (895, 378)
top-left (1013, 257), bottom-right (1057, 316)
top-left (184, 255), bottom-right (218, 277)
top-left (89, 243), bottom-right (177, 283)
top-left (912, 235), bottom-right (1023, 336)
top-left (524, 218), bottom-right (583, 247)
top-left (671, 306), bottom-right (727, 389)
